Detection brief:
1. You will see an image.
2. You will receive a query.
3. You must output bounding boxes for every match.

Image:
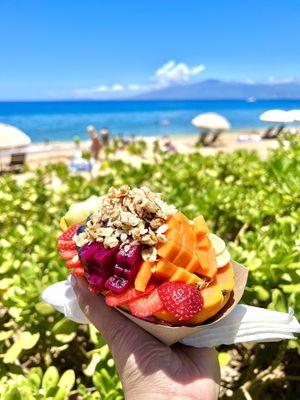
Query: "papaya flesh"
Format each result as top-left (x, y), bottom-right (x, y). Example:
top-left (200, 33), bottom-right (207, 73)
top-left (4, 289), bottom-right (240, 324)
top-left (153, 263), bottom-right (234, 326)
top-left (158, 212), bottom-right (218, 280)
top-left (187, 285), bottom-right (231, 325)
top-left (216, 262), bottom-right (234, 292)
top-left (154, 289), bottom-right (231, 326)
top-left (132, 213), bottom-right (234, 325)
top-left (193, 215), bottom-right (209, 239)
top-left (134, 261), bottom-right (153, 292)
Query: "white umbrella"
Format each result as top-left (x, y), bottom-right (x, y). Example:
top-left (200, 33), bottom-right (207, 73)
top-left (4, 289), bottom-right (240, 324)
top-left (287, 109), bottom-right (300, 122)
top-left (0, 123), bottom-right (31, 150)
top-left (191, 113), bottom-right (231, 131)
top-left (259, 110), bottom-right (293, 123)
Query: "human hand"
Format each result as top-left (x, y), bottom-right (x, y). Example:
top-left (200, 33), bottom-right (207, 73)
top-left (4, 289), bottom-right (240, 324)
top-left (72, 276), bottom-right (220, 400)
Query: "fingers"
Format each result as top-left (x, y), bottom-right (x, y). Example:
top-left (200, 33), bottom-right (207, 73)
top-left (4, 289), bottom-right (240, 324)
top-left (181, 345), bottom-right (220, 385)
top-left (71, 276), bottom-right (160, 358)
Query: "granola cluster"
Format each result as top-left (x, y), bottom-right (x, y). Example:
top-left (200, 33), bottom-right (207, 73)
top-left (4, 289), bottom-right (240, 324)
top-left (73, 185), bottom-right (177, 261)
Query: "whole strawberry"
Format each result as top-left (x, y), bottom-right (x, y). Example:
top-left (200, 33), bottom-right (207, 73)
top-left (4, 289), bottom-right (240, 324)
top-left (158, 282), bottom-right (204, 321)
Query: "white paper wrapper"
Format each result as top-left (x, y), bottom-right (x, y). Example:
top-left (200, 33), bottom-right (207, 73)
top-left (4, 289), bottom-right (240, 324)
top-left (42, 276), bottom-right (300, 348)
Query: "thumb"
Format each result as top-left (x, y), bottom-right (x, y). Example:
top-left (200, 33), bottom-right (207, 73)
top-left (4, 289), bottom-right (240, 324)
top-left (71, 276), bottom-right (163, 363)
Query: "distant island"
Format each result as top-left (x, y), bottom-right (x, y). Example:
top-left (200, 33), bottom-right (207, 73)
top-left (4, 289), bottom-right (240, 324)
top-left (133, 79), bottom-right (300, 100)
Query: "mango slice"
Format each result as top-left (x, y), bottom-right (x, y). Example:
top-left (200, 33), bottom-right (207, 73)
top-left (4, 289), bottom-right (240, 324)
top-left (159, 212), bottom-right (218, 280)
top-left (186, 256), bottom-right (201, 273)
top-left (153, 260), bottom-right (178, 280)
top-left (154, 310), bottom-right (179, 324)
top-left (134, 261), bottom-right (153, 292)
top-left (196, 245), bottom-right (217, 278)
top-left (215, 262), bottom-right (234, 292)
top-left (193, 215), bottom-right (209, 239)
top-left (173, 246), bottom-right (192, 267)
top-left (170, 267), bottom-right (202, 285)
top-left (188, 284), bottom-right (228, 325)
top-left (157, 240), bottom-right (181, 261)
top-left (174, 211), bottom-right (190, 228)
top-left (197, 235), bottom-right (211, 249)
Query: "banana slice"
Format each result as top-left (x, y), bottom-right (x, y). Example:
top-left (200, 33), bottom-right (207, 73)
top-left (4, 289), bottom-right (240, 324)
top-left (216, 249), bottom-right (231, 269)
top-left (208, 233), bottom-right (226, 256)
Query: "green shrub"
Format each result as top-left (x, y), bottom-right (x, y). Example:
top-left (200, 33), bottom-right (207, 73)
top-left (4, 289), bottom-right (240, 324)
top-left (0, 136), bottom-right (299, 399)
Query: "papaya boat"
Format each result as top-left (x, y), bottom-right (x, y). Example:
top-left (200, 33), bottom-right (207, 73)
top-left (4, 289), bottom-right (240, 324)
top-left (56, 186), bottom-right (234, 326)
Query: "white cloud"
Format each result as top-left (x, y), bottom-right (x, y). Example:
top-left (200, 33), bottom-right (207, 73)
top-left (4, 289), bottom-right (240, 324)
top-left (95, 85), bottom-right (109, 92)
top-left (152, 60), bottom-right (205, 86)
top-left (128, 84), bottom-right (141, 91)
top-left (266, 76), bottom-right (296, 84)
top-left (73, 83), bottom-right (125, 96)
top-left (111, 84), bottom-right (124, 92)
top-left (72, 60), bottom-right (206, 97)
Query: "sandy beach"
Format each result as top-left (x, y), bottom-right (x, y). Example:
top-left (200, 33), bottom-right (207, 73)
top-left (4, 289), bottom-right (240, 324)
top-left (0, 129), bottom-right (281, 171)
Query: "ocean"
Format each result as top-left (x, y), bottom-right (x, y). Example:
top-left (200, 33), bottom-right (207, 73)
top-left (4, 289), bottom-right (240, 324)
top-left (1, 99), bottom-right (300, 143)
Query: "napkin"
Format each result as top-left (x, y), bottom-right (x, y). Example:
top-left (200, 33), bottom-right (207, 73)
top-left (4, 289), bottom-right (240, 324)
top-left (42, 278), bottom-right (300, 348)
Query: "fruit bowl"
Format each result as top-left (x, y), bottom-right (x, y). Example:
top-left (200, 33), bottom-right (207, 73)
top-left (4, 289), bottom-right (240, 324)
top-left (56, 186), bottom-right (247, 331)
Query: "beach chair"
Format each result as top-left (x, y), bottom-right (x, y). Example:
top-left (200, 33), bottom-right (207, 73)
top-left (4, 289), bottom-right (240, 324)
top-left (7, 153), bottom-right (26, 173)
top-left (262, 125), bottom-right (284, 139)
top-left (197, 129), bottom-right (222, 146)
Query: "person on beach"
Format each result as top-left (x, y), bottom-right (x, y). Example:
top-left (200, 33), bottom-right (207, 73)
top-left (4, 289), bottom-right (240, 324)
top-left (163, 135), bottom-right (177, 152)
top-left (72, 275), bottom-right (220, 400)
top-left (73, 134), bottom-right (81, 149)
top-left (100, 128), bottom-right (111, 146)
top-left (87, 125), bottom-right (102, 160)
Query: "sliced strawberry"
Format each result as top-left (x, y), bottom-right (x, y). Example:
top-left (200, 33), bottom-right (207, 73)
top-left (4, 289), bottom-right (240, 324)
top-left (72, 267), bottom-right (85, 277)
top-left (106, 283), bottom-right (155, 307)
top-left (129, 289), bottom-right (164, 318)
top-left (66, 257), bottom-right (84, 269)
top-left (59, 249), bottom-right (78, 260)
top-left (58, 224), bottom-right (81, 241)
top-left (57, 240), bottom-right (77, 251)
top-left (158, 282), bottom-right (204, 321)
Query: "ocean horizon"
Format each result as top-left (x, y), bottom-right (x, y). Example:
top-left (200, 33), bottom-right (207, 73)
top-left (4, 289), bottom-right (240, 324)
top-left (1, 99), bottom-right (300, 143)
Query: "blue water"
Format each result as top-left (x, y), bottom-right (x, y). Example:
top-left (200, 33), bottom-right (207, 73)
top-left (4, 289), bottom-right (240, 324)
top-left (0, 100), bottom-right (300, 143)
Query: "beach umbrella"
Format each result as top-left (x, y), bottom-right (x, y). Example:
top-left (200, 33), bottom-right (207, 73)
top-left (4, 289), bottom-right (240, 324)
top-left (191, 113), bottom-right (231, 131)
top-left (287, 109), bottom-right (300, 122)
top-left (259, 110), bottom-right (293, 123)
top-left (0, 123), bottom-right (31, 150)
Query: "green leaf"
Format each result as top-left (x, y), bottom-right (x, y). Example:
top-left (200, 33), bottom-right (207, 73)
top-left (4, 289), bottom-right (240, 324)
top-left (52, 317), bottom-right (77, 335)
top-left (54, 369), bottom-right (75, 400)
top-left (218, 352), bottom-right (231, 367)
top-left (3, 341), bottom-right (23, 363)
top-left (254, 285), bottom-right (270, 301)
top-left (4, 387), bottom-right (22, 400)
top-left (20, 332), bottom-right (40, 350)
top-left (0, 278), bottom-right (14, 290)
top-left (0, 238), bottom-right (11, 248)
top-left (268, 289), bottom-right (287, 313)
top-left (55, 332), bottom-right (76, 343)
top-left (0, 330), bottom-right (14, 341)
top-left (28, 367), bottom-right (43, 390)
top-left (84, 353), bottom-right (101, 377)
top-left (35, 301), bottom-right (55, 315)
top-left (280, 283), bottom-right (300, 294)
top-left (42, 366), bottom-right (59, 396)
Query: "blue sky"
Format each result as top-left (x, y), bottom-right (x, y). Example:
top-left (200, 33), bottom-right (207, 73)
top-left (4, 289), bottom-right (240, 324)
top-left (1, 0), bottom-right (300, 100)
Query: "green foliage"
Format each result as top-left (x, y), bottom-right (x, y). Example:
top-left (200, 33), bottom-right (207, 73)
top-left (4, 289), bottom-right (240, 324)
top-left (0, 136), bottom-right (299, 398)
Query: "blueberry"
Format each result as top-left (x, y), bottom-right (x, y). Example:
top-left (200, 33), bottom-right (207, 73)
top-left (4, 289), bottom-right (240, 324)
top-left (77, 224), bottom-right (86, 235)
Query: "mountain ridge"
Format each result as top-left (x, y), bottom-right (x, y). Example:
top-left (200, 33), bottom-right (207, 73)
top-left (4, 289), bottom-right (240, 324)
top-left (133, 79), bottom-right (300, 100)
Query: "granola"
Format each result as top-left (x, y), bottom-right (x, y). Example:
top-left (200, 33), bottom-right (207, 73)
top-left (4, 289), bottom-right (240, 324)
top-left (73, 185), bottom-right (177, 261)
